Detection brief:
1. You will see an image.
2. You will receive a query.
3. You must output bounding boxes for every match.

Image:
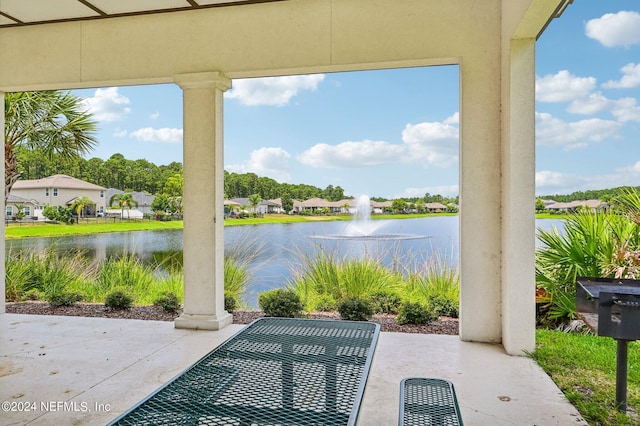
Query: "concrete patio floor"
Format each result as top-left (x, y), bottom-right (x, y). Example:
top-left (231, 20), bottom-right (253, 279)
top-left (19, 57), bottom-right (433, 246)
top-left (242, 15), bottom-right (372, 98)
top-left (0, 314), bottom-right (587, 425)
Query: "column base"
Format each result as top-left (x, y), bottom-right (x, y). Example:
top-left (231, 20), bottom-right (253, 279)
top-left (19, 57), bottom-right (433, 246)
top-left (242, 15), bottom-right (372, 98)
top-left (174, 312), bottom-right (233, 330)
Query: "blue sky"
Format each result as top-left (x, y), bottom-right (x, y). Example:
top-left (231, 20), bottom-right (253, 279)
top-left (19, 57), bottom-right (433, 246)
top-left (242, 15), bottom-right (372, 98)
top-left (74, 1), bottom-right (640, 199)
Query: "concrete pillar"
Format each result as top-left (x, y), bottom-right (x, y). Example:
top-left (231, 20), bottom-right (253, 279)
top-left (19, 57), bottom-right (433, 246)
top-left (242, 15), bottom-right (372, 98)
top-left (501, 38), bottom-right (536, 355)
top-left (174, 72), bottom-right (233, 330)
top-left (0, 92), bottom-right (4, 314)
top-left (458, 60), bottom-right (503, 344)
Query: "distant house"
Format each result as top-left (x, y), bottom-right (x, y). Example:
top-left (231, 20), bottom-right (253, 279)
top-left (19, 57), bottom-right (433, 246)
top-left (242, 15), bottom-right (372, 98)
top-left (10, 174), bottom-right (107, 219)
top-left (5, 194), bottom-right (39, 220)
top-left (231, 198), bottom-right (280, 215)
top-left (425, 202), bottom-right (447, 213)
top-left (105, 208), bottom-right (144, 219)
top-left (545, 199), bottom-right (608, 213)
top-left (298, 198), bottom-right (335, 213)
top-left (106, 189), bottom-right (155, 215)
top-left (329, 199), bottom-right (355, 214)
top-left (372, 200), bottom-right (393, 214)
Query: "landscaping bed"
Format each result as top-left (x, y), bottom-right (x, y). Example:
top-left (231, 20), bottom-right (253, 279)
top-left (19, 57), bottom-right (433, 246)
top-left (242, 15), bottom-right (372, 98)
top-left (5, 301), bottom-right (459, 335)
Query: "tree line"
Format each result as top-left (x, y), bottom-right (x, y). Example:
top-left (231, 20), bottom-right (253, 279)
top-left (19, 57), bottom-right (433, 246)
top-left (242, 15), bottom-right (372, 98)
top-left (15, 149), bottom-right (349, 201)
top-left (6, 90), bottom-right (454, 206)
top-left (539, 186), bottom-right (640, 203)
top-left (16, 149), bottom-right (182, 195)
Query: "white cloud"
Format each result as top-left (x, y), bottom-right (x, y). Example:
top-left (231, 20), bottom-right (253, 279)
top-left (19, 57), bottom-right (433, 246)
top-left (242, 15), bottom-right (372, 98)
top-left (585, 11), bottom-right (640, 48)
top-left (611, 97), bottom-right (640, 122)
top-left (81, 87), bottom-right (131, 122)
top-left (226, 147), bottom-right (291, 182)
top-left (443, 112), bottom-right (459, 125)
top-left (617, 161), bottom-right (640, 174)
top-left (150, 111), bottom-right (160, 120)
top-left (225, 75), bottom-right (325, 106)
top-left (535, 112), bottom-right (622, 150)
top-left (536, 71), bottom-right (596, 103)
top-left (396, 185), bottom-right (459, 199)
top-left (561, 91), bottom-right (640, 122)
top-left (297, 117), bottom-right (459, 170)
top-left (603, 63), bottom-right (640, 89)
top-left (129, 127), bottom-right (183, 143)
top-left (401, 121), bottom-right (459, 167)
top-left (297, 140), bottom-right (406, 168)
top-left (536, 163), bottom-right (640, 196)
top-left (113, 129), bottom-right (128, 138)
top-left (567, 92), bottom-right (610, 115)
top-left (536, 171), bottom-right (585, 189)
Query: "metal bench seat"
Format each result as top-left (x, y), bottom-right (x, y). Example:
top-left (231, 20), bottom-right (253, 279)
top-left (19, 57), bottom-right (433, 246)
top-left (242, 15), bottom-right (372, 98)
top-left (399, 377), bottom-right (463, 426)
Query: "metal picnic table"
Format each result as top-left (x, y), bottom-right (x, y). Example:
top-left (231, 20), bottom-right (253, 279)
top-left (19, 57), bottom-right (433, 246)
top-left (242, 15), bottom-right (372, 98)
top-left (108, 317), bottom-right (380, 426)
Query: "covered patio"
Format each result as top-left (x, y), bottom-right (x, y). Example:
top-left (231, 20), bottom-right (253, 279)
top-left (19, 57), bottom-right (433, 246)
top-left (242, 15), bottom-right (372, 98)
top-left (0, 1), bottom-right (583, 423)
top-left (0, 314), bottom-right (586, 425)
top-left (1, 0), bottom-right (573, 355)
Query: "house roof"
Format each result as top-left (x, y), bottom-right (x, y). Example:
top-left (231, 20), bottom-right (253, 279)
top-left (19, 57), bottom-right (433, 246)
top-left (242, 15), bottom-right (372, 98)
top-left (6, 194), bottom-right (34, 204)
top-left (546, 199), bottom-right (607, 210)
top-left (106, 189), bottom-right (154, 206)
top-left (231, 198), bottom-right (279, 207)
top-left (12, 174), bottom-right (106, 191)
top-left (300, 198), bottom-right (333, 208)
top-left (425, 202), bottom-right (447, 209)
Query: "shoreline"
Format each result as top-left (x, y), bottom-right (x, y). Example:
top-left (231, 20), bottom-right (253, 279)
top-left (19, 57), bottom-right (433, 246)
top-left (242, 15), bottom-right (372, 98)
top-left (4, 213), bottom-right (566, 240)
top-left (4, 213), bottom-right (460, 240)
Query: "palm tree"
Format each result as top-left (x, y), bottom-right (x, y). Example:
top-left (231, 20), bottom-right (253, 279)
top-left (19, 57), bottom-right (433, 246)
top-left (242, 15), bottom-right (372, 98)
top-left (13, 203), bottom-right (26, 220)
top-left (248, 193), bottom-right (262, 216)
top-left (4, 91), bottom-right (98, 201)
top-left (109, 192), bottom-right (138, 219)
top-left (71, 196), bottom-right (93, 218)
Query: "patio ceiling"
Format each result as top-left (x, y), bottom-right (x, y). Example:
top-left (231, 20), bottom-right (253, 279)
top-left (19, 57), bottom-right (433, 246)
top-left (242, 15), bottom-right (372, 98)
top-left (0, 0), bottom-right (285, 28)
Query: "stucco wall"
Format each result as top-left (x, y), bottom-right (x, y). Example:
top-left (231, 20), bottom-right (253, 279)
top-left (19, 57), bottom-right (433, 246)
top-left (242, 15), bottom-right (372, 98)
top-left (0, 0), bottom-right (566, 353)
top-left (0, 0), bottom-right (508, 90)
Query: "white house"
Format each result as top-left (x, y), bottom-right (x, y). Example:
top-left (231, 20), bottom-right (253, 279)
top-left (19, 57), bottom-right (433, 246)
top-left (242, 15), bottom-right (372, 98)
top-left (5, 194), bottom-right (39, 221)
top-left (10, 174), bottom-right (107, 218)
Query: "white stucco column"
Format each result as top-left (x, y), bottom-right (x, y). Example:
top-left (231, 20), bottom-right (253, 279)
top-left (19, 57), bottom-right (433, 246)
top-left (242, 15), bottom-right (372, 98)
top-left (458, 60), bottom-right (503, 344)
top-left (0, 92), bottom-right (5, 314)
top-left (501, 38), bottom-right (536, 355)
top-left (174, 72), bottom-right (233, 330)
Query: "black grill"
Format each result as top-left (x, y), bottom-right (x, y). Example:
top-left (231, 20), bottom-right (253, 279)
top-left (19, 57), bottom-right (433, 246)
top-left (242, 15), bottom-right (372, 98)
top-left (576, 277), bottom-right (640, 412)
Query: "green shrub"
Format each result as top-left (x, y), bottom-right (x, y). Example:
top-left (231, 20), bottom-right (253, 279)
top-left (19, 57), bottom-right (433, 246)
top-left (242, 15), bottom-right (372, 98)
top-left (225, 293), bottom-right (238, 313)
top-left (397, 301), bottom-right (437, 325)
top-left (153, 292), bottom-right (181, 313)
top-left (369, 291), bottom-right (402, 314)
top-left (337, 297), bottom-right (373, 321)
top-left (5, 254), bottom-right (35, 302)
top-left (259, 289), bottom-right (304, 318)
top-left (428, 294), bottom-right (459, 318)
top-left (46, 290), bottom-right (84, 307)
top-left (104, 287), bottom-right (134, 310)
top-left (23, 289), bottom-right (43, 301)
top-left (315, 295), bottom-right (337, 312)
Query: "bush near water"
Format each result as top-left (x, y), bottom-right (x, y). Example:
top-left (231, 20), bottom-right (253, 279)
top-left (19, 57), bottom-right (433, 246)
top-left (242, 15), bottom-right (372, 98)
top-left (5, 243), bottom-right (460, 326)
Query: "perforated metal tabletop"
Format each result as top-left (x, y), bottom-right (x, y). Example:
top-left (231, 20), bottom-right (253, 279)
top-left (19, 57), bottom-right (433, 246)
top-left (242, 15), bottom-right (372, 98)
top-left (109, 317), bottom-right (380, 426)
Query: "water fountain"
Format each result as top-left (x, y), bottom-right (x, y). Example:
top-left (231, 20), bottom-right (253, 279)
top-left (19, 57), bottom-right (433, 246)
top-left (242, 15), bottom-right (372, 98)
top-left (311, 195), bottom-right (427, 241)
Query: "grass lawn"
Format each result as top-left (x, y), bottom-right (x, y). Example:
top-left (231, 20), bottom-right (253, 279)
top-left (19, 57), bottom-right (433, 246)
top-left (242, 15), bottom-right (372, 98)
top-left (5, 213), bottom-right (457, 238)
top-left (534, 330), bottom-right (640, 425)
top-left (5, 220), bottom-right (184, 239)
top-left (535, 213), bottom-right (571, 220)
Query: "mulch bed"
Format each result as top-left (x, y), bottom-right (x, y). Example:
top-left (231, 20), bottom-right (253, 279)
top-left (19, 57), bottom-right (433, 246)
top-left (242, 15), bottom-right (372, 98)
top-left (5, 301), bottom-right (459, 335)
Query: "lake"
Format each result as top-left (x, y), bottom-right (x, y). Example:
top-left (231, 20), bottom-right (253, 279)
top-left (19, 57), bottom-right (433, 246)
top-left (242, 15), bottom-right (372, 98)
top-left (6, 216), bottom-right (565, 307)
